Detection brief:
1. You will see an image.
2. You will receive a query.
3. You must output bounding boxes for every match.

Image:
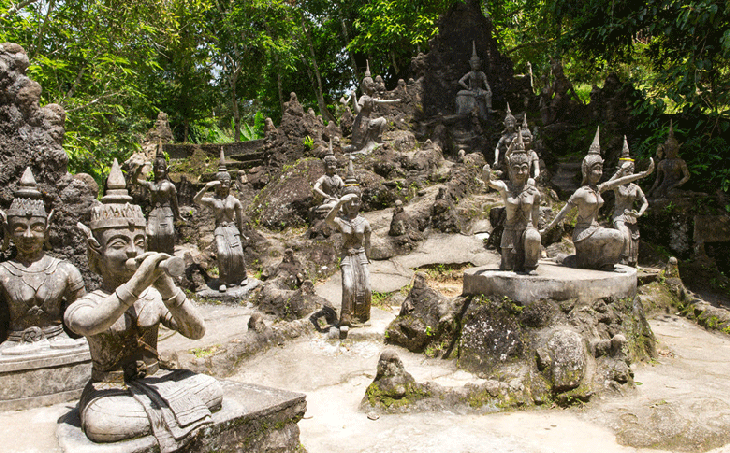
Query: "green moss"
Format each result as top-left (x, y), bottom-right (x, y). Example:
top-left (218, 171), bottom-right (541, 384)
top-left (365, 382), bottom-right (431, 410)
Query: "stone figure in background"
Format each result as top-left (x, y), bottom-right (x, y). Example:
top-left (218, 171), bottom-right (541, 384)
top-left (325, 160), bottom-right (372, 327)
top-left (609, 136), bottom-right (649, 267)
top-left (0, 168), bottom-right (86, 352)
top-left (194, 149), bottom-right (249, 292)
top-left (506, 115), bottom-right (540, 182)
top-left (134, 146), bottom-right (180, 255)
top-left (456, 41), bottom-right (492, 118)
top-left (312, 141), bottom-right (344, 214)
top-left (68, 159), bottom-right (222, 451)
top-left (344, 61), bottom-right (401, 154)
top-left (647, 123), bottom-right (692, 199)
top-left (541, 128), bottom-right (654, 270)
top-left (493, 104), bottom-right (519, 172)
top-left (482, 133), bottom-right (542, 274)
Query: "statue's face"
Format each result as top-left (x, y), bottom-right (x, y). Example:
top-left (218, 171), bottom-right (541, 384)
top-left (97, 227), bottom-right (146, 281)
top-left (588, 162), bottom-right (603, 184)
top-left (9, 215), bottom-right (46, 256)
top-left (509, 162), bottom-right (530, 185)
top-left (343, 194), bottom-right (361, 216)
top-left (469, 58), bottom-right (481, 71)
top-left (324, 159), bottom-right (337, 175)
top-left (504, 117), bottom-right (516, 130)
top-left (153, 163), bottom-right (167, 180)
top-left (217, 178), bottom-right (231, 197)
top-left (618, 161), bottom-right (634, 176)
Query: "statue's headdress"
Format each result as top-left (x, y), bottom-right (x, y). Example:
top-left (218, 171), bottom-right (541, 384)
top-left (342, 157), bottom-right (361, 197)
top-left (469, 41), bottom-right (481, 65)
top-left (362, 60), bottom-right (375, 94)
top-left (619, 135), bottom-right (634, 162)
top-left (504, 103), bottom-right (516, 127)
top-left (216, 147), bottom-right (231, 181)
top-left (154, 140), bottom-right (167, 168)
top-left (323, 140), bottom-right (337, 163)
top-left (582, 127), bottom-right (604, 184)
top-left (7, 167), bottom-right (46, 218)
top-left (507, 130), bottom-right (530, 166)
top-left (88, 159), bottom-right (146, 231)
top-left (520, 115), bottom-right (533, 147)
top-left (662, 120), bottom-right (681, 156)
top-left (364, 60), bottom-right (371, 78)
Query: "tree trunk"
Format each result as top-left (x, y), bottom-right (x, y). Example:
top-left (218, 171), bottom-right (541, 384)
top-left (301, 15), bottom-right (335, 123)
top-left (277, 69), bottom-right (284, 115)
top-left (230, 71), bottom-right (241, 142)
top-left (340, 18), bottom-right (359, 82)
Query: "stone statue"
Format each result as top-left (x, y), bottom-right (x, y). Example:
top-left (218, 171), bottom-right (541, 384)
top-left (541, 128), bottom-right (654, 270)
top-left (456, 41), bottom-right (492, 118)
top-left (194, 148), bottom-right (249, 292)
top-left (647, 123), bottom-right (692, 199)
top-left (344, 61), bottom-right (400, 154)
top-left (312, 141), bottom-right (344, 214)
top-left (325, 160), bottom-right (372, 327)
top-left (67, 159), bottom-right (222, 451)
top-left (482, 133), bottom-right (542, 274)
top-left (493, 103), bottom-right (519, 171)
top-left (609, 136), bottom-right (648, 267)
top-left (505, 115), bottom-right (540, 182)
top-left (0, 168), bottom-right (86, 352)
top-left (134, 146), bottom-right (180, 255)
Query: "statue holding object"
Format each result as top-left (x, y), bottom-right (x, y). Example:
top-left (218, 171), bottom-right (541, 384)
top-left (456, 41), bottom-right (492, 119)
top-left (193, 148), bottom-right (249, 292)
top-left (67, 159), bottom-right (222, 450)
top-left (541, 128), bottom-right (654, 270)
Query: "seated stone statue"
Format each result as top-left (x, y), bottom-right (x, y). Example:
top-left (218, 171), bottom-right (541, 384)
top-left (493, 104), bottom-right (519, 173)
top-left (312, 141), bottom-right (343, 214)
top-left (456, 41), bottom-right (492, 118)
top-left (609, 136), bottom-right (648, 267)
top-left (194, 148), bottom-right (249, 292)
top-left (344, 61), bottom-right (400, 154)
top-left (541, 128), bottom-right (654, 270)
top-left (483, 133), bottom-right (541, 274)
top-left (647, 123), bottom-right (694, 199)
top-left (0, 168), bottom-right (86, 353)
top-left (66, 159), bottom-right (222, 451)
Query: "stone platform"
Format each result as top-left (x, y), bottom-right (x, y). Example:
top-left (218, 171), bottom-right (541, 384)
top-left (196, 278), bottom-right (262, 302)
top-left (0, 339), bottom-right (90, 411)
top-left (57, 380), bottom-right (306, 453)
top-left (463, 261), bottom-right (637, 302)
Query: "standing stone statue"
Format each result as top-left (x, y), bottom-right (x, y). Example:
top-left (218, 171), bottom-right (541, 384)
top-left (0, 168), bottom-right (86, 352)
top-left (541, 128), bottom-right (654, 270)
top-left (647, 123), bottom-right (692, 199)
top-left (325, 160), bottom-right (372, 327)
top-left (312, 141), bottom-right (344, 214)
top-left (344, 61), bottom-right (400, 154)
top-left (506, 115), bottom-right (540, 182)
top-left (609, 136), bottom-right (648, 267)
top-left (482, 133), bottom-right (542, 274)
top-left (67, 159), bottom-right (222, 451)
top-left (194, 149), bottom-right (249, 292)
top-left (456, 41), bottom-right (492, 118)
top-left (493, 103), bottom-right (519, 172)
top-left (134, 146), bottom-right (180, 255)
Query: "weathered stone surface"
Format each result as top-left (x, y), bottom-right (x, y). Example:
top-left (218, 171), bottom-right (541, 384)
top-left (57, 380), bottom-right (306, 453)
top-left (463, 261), bottom-right (637, 303)
top-left (458, 300), bottom-right (524, 374)
top-left (540, 328), bottom-right (586, 392)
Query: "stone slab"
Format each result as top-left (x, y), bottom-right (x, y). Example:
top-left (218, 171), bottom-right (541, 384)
top-left (196, 278), bottom-right (262, 303)
top-left (0, 343), bottom-right (91, 411)
top-left (463, 261), bottom-right (637, 303)
top-left (57, 380), bottom-right (306, 453)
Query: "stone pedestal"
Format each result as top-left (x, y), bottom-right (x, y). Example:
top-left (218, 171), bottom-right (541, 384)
top-left (57, 380), bottom-right (306, 453)
top-left (196, 278), bottom-right (263, 302)
top-left (463, 261), bottom-right (637, 302)
top-left (0, 340), bottom-right (91, 410)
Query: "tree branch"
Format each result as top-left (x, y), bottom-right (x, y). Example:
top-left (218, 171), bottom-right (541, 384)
top-left (1, 0), bottom-right (41, 20)
top-left (64, 91), bottom-right (122, 113)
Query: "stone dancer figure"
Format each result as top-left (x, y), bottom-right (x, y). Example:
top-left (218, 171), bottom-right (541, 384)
top-left (541, 128), bottom-right (654, 270)
top-left (609, 136), bottom-right (649, 267)
top-left (0, 168), bottom-right (86, 351)
top-left (325, 160), bottom-right (372, 327)
top-left (134, 145), bottom-right (180, 255)
top-left (647, 122), bottom-right (692, 199)
top-left (456, 41), bottom-right (492, 118)
top-left (67, 159), bottom-right (222, 451)
top-left (312, 141), bottom-right (344, 214)
top-left (194, 148), bottom-right (249, 292)
top-left (493, 103), bottom-right (519, 173)
top-left (482, 133), bottom-right (542, 274)
top-left (344, 61), bottom-right (400, 154)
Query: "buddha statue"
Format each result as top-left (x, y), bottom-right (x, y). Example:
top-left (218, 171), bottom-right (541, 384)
top-left (0, 168), bottom-right (86, 353)
top-left (134, 146), bottom-right (180, 255)
top-left (325, 160), bottom-right (372, 327)
top-left (312, 141), bottom-right (344, 214)
top-left (456, 41), bottom-right (492, 118)
top-left (647, 123), bottom-right (692, 199)
top-left (541, 128), bottom-right (654, 270)
top-left (193, 148), bottom-right (249, 292)
top-left (609, 136), bottom-right (649, 267)
top-left (483, 133), bottom-right (542, 274)
top-left (66, 159), bottom-right (222, 451)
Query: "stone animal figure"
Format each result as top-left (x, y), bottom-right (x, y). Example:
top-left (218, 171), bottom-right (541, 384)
top-left (541, 128), bottom-right (654, 270)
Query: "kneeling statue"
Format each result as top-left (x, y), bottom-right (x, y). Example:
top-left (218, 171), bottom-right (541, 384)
top-left (66, 159), bottom-right (222, 452)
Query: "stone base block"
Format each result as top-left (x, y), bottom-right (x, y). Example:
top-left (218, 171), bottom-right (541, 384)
top-left (196, 278), bottom-right (262, 302)
top-left (57, 380), bottom-right (306, 453)
top-left (463, 261), bottom-right (637, 302)
top-left (0, 342), bottom-right (91, 411)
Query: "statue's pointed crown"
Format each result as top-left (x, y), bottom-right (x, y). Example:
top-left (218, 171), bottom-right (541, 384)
top-left (504, 102), bottom-right (515, 123)
top-left (588, 127), bottom-right (601, 156)
top-left (364, 60), bottom-right (371, 78)
top-left (155, 140), bottom-right (166, 162)
top-left (664, 119), bottom-right (680, 151)
top-left (470, 41), bottom-right (480, 62)
top-left (619, 135), bottom-right (633, 161)
top-left (7, 167), bottom-right (46, 217)
top-left (218, 147), bottom-right (227, 172)
top-left (323, 140), bottom-right (336, 161)
top-left (344, 157), bottom-right (358, 186)
top-left (89, 159), bottom-right (145, 230)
